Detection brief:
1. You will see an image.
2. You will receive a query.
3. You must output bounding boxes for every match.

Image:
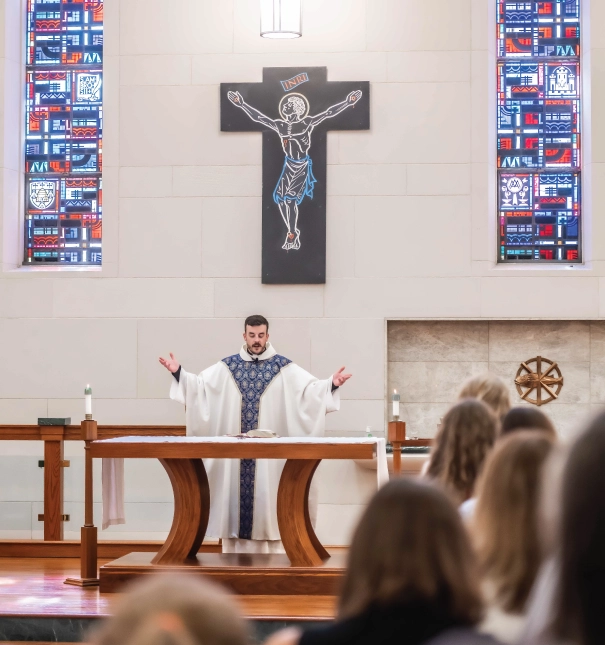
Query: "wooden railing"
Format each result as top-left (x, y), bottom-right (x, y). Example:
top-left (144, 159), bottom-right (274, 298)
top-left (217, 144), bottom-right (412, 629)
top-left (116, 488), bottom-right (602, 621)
top-left (0, 424), bottom-right (186, 541)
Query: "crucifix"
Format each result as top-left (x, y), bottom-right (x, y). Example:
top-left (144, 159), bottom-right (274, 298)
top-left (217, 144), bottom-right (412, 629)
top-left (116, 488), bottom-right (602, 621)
top-left (221, 67), bottom-right (370, 284)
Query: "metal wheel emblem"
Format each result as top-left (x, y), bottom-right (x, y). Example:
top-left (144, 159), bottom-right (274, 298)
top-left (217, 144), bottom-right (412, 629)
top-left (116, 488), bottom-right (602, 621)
top-left (514, 356), bottom-right (564, 406)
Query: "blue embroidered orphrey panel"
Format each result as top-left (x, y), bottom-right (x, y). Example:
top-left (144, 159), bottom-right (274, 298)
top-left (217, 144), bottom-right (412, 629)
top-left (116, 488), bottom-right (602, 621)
top-left (222, 353), bottom-right (292, 539)
top-left (497, 0), bottom-right (581, 263)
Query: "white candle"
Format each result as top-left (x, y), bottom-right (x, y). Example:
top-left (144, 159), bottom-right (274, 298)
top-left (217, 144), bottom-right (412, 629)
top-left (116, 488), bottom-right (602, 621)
top-left (392, 389), bottom-right (400, 418)
top-left (85, 384), bottom-right (92, 417)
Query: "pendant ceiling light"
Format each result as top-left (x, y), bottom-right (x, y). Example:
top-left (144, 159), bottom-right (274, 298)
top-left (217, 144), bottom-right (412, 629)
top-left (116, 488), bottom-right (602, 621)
top-left (260, 0), bottom-right (302, 39)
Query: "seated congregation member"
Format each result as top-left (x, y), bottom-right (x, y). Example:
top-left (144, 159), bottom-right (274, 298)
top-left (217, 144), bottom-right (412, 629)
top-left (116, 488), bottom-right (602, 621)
top-left (91, 574), bottom-right (248, 645)
top-left (524, 411), bottom-right (605, 645)
top-left (265, 479), bottom-right (501, 645)
top-left (426, 399), bottom-right (498, 506)
top-left (458, 375), bottom-right (511, 422)
top-left (500, 407), bottom-right (556, 439)
top-left (471, 432), bottom-right (555, 644)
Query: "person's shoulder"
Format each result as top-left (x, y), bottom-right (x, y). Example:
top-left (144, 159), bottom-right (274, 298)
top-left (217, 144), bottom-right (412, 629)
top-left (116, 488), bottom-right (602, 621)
top-left (273, 354), bottom-right (293, 367)
top-left (424, 626), bottom-right (504, 645)
top-left (221, 354), bottom-right (241, 367)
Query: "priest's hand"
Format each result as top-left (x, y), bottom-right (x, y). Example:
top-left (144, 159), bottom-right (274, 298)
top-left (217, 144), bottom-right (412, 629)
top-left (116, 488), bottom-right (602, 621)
top-left (159, 353), bottom-right (180, 373)
top-left (332, 366), bottom-right (352, 388)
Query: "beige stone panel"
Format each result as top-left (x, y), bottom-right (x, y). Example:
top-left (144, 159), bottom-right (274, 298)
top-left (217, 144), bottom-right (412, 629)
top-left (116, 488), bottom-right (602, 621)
top-left (471, 0), bottom-right (490, 52)
top-left (338, 82), bottom-right (471, 164)
top-left (480, 278), bottom-right (599, 319)
top-left (120, 0), bottom-right (232, 55)
top-left (542, 404), bottom-right (592, 443)
top-left (310, 318), bottom-right (384, 401)
top-left (173, 166), bottom-right (261, 197)
top-left (0, 279), bottom-right (54, 318)
top-left (471, 162), bottom-right (493, 262)
top-left (395, 402), bottom-right (451, 439)
top-left (120, 86), bottom-right (261, 167)
top-left (0, 319), bottom-right (137, 398)
top-left (0, 59), bottom-right (21, 171)
top-left (104, 0), bottom-right (120, 57)
top-left (201, 197), bottom-right (261, 278)
top-left (0, 0), bottom-right (23, 63)
top-left (325, 399), bottom-right (385, 436)
top-left (191, 53), bottom-right (388, 85)
top-left (590, 322), bottom-right (605, 362)
top-left (354, 196), bottom-right (472, 277)
top-left (118, 197), bottom-right (202, 277)
top-left (591, 363), bottom-right (605, 404)
top-left (591, 49), bottom-right (605, 163)
top-left (387, 52), bottom-right (471, 83)
top-left (0, 503), bottom-right (33, 531)
top-left (137, 318), bottom-right (244, 398)
top-left (489, 321), bottom-right (590, 362)
top-left (119, 167), bottom-right (173, 198)
top-left (326, 197), bottom-right (355, 280)
top-left (325, 278), bottom-right (482, 318)
top-left (471, 51), bottom-right (490, 165)
top-left (367, 0), bottom-right (471, 52)
top-left (215, 280), bottom-right (324, 318)
top-left (388, 321), bottom-right (489, 362)
top-left (0, 399), bottom-right (48, 424)
top-left (53, 278), bottom-right (213, 318)
top-left (47, 398), bottom-right (184, 426)
top-left (316, 461), bottom-right (379, 505)
top-left (389, 361), bottom-right (489, 403)
top-left (316, 503), bottom-right (365, 546)
top-left (0, 168), bottom-right (19, 269)
top-left (120, 55), bottom-right (192, 86)
top-left (102, 167), bottom-right (119, 265)
top-left (233, 0), bottom-right (365, 54)
top-left (591, 165), bottom-right (605, 262)
top-left (102, 56), bottom-right (120, 169)
top-left (407, 164), bottom-right (471, 196)
top-left (327, 164), bottom-right (406, 196)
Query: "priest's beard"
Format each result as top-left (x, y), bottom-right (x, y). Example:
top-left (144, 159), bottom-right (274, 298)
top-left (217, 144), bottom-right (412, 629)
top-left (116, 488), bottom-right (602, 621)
top-left (247, 342), bottom-right (267, 356)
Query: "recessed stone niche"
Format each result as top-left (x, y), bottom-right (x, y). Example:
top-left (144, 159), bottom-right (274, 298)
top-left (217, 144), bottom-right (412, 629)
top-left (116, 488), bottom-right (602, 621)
top-left (387, 321), bottom-right (605, 441)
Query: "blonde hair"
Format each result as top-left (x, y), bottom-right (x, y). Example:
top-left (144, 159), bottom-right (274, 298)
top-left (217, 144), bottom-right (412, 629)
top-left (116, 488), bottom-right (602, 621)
top-left (427, 399), bottom-right (498, 505)
top-left (458, 375), bottom-right (511, 421)
top-left (472, 431), bottom-right (555, 613)
top-left (339, 479), bottom-right (483, 624)
top-left (91, 575), bottom-right (248, 645)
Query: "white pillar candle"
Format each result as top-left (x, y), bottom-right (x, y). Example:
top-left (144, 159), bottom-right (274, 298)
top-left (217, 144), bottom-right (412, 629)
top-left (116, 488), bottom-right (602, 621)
top-left (392, 389), bottom-right (400, 418)
top-left (85, 384), bottom-right (92, 417)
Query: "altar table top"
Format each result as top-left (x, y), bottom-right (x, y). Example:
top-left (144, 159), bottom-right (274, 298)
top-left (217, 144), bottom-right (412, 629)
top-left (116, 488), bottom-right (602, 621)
top-left (89, 435), bottom-right (385, 460)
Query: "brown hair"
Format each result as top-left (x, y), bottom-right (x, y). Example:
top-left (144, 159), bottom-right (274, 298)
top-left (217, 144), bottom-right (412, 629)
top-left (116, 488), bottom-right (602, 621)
top-left (458, 375), bottom-right (511, 420)
top-left (339, 478), bottom-right (483, 625)
top-left (244, 314), bottom-right (269, 331)
top-left (500, 406), bottom-right (556, 439)
top-left (472, 431), bottom-right (555, 613)
top-left (91, 575), bottom-right (248, 645)
top-left (552, 411), bottom-right (605, 645)
top-left (427, 399), bottom-right (498, 505)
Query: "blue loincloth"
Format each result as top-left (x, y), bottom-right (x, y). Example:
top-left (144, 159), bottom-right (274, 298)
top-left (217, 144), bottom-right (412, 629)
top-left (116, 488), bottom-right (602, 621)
top-left (273, 155), bottom-right (317, 205)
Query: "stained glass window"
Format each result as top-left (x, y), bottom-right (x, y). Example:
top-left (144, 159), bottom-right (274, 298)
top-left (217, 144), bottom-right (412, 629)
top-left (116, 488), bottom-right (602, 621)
top-left (25, 0), bottom-right (103, 265)
top-left (497, 1), bottom-right (581, 262)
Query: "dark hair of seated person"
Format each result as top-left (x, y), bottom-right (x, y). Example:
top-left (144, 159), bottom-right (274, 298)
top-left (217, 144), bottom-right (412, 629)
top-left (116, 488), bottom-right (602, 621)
top-left (551, 411), bottom-right (605, 645)
top-left (500, 406), bottom-right (556, 439)
top-left (297, 479), bottom-right (487, 645)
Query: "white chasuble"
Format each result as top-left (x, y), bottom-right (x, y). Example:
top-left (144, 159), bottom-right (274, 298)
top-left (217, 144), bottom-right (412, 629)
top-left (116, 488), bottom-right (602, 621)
top-left (169, 343), bottom-right (340, 547)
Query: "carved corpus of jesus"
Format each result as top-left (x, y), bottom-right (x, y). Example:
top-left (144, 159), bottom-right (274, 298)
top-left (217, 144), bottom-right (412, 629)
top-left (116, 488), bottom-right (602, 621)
top-left (227, 89), bottom-right (363, 251)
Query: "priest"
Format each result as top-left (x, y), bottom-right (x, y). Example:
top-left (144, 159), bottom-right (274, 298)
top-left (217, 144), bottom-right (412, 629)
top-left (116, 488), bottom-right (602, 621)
top-left (158, 314), bottom-right (351, 554)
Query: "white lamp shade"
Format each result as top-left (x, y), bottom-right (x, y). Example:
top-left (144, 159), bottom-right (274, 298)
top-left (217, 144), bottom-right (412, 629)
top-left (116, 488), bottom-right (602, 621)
top-left (260, 0), bottom-right (302, 38)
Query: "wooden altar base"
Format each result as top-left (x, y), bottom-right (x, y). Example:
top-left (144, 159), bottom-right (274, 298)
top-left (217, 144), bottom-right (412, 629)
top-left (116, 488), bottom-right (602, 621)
top-left (99, 551), bottom-right (347, 595)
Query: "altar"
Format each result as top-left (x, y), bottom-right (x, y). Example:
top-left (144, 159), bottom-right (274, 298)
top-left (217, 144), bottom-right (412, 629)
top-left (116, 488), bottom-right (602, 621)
top-left (89, 436), bottom-right (388, 594)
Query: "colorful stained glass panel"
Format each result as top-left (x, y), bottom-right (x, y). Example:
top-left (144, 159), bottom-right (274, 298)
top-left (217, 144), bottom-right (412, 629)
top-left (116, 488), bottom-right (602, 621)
top-left (25, 0), bottom-right (103, 266)
top-left (497, 0), bottom-right (581, 263)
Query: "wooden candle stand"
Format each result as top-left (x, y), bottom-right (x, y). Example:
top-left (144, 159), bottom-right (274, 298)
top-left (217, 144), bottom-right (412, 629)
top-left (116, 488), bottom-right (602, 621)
top-left (388, 421), bottom-right (406, 476)
top-left (65, 419), bottom-right (99, 587)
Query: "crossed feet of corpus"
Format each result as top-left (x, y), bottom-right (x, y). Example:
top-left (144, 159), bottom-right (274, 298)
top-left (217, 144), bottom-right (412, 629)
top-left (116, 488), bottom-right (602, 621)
top-left (282, 229), bottom-right (301, 250)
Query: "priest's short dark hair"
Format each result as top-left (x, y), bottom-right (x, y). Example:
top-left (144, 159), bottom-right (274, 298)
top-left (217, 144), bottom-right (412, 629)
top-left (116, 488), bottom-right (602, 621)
top-left (245, 315), bottom-right (269, 330)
